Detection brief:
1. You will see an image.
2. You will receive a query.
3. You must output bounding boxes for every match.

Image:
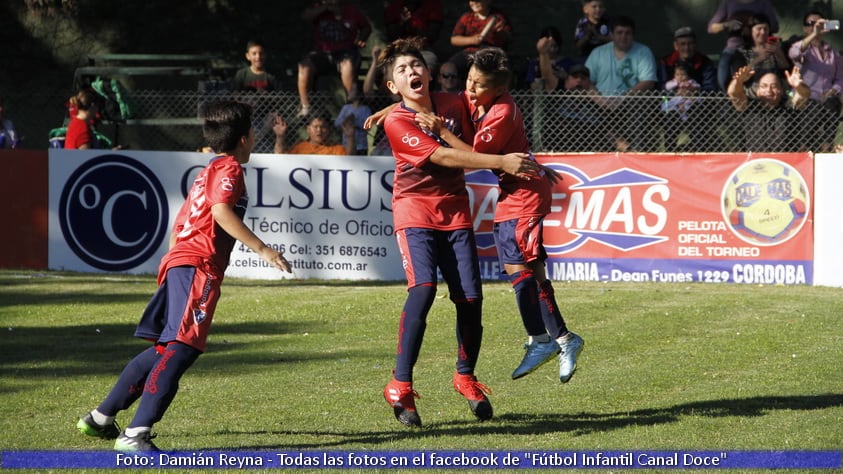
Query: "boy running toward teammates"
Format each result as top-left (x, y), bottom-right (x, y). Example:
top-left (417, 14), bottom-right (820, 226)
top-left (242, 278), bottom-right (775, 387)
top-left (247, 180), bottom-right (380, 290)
top-left (76, 100), bottom-right (292, 451)
top-left (414, 47), bottom-right (584, 383)
top-left (377, 37), bottom-right (541, 428)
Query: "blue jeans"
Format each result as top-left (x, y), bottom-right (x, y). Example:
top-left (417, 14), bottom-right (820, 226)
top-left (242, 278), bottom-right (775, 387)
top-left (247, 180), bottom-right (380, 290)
top-left (717, 48), bottom-right (736, 91)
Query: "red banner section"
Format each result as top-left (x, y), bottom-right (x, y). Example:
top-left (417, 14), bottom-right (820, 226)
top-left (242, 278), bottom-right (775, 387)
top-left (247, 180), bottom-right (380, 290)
top-left (0, 150), bottom-right (48, 269)
top-left (467, 153), bottom-right (813, 285)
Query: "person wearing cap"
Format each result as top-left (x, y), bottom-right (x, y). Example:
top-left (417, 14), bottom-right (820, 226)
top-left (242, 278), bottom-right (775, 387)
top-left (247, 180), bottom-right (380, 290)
top-left (657, 26), bottom-right (719, 151)
top-left (658, 27), bottom-right (717, 92)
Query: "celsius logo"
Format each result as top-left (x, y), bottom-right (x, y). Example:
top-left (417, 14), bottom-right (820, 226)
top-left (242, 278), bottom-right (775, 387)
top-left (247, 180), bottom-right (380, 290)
top-left (59, 155), bottom-right (169, 271)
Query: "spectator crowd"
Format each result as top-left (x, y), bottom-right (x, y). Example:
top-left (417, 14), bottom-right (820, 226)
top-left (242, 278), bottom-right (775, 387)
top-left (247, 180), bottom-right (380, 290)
top-left (40, 0), bottom-right (843, 154)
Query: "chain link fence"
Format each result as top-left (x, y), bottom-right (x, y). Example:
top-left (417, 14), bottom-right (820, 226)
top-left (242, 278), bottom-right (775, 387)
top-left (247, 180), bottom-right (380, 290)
top-left (39, 88), bottom-right (843, 154)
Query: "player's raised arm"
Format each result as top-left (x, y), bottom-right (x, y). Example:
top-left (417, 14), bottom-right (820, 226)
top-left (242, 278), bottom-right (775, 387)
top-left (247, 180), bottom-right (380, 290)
top-left (363, 102), bottom-right (399, 130)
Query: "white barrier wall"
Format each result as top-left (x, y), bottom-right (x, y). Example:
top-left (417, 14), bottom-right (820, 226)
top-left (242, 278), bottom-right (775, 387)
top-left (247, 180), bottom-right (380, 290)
top-left (812, 153), bottom-right (843, 287)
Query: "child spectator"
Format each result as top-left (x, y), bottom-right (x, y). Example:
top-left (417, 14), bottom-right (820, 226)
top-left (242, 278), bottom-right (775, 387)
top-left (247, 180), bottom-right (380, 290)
top-left (230, 39), bottom-right (280, 92)
top-left (384, 0), bottom-right (444, 48)
top-left (334, 85), bottom-right (372, 155)
top-left (64, 89), bottom-right (99, 150)
top-left (297, 0), bottom-right (372, 117)
top-left (662, 64), bottom-right (700, 120)
top-left (574, 0), bottom-right (611, 58)
top-left (449, 0), bottom-right (512, 79)
top-left (658, 27), bottom-right (718, 92)
top-left (76, 100), bottom-right (291, 452)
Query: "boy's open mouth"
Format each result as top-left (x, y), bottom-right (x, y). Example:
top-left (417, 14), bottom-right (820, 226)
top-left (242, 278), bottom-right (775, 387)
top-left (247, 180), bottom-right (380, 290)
top-left (410, 78), bottom-right (423, 91)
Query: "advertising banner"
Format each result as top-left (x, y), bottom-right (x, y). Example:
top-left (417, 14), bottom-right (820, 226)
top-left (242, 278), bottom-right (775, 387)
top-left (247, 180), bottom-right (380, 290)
top-left (49, 150), bottom-right (402, 280)
top-left (49, 151), bottom-right (813, 284)
top-left (518, 153), bottom-right (813, 285)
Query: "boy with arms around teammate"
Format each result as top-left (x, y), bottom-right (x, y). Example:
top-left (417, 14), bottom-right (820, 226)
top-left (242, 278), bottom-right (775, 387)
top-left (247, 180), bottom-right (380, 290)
top-left (378, 37), bottom-right (540, 428)
top-left (76, 100), bottom-right (292, 451)
top-left (416, 47), bottom-right (584, 382)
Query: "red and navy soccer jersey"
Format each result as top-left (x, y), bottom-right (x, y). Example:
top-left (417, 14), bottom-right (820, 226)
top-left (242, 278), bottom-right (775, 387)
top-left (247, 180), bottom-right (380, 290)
top-left (466, 91), bottom-right (551, 222)
top-left (158, 155), bottom-right (248, 282)
top-left (385, 92), bottom-right (474, 231)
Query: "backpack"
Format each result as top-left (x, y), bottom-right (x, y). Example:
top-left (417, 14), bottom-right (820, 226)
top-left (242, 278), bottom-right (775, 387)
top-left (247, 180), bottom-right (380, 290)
top-left (90, 77), bottom-right (136, 122)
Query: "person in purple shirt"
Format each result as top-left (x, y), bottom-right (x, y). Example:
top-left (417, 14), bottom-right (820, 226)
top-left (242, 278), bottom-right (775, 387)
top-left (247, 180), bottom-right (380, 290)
top-left (789, 11), bottom-right (843, 151)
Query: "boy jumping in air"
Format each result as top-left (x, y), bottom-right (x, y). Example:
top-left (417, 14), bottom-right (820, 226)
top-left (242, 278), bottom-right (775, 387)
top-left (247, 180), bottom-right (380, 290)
top-left (377, 37), bottom-right (539, 428)
top-left (415, 47), bottom-right (584, 383)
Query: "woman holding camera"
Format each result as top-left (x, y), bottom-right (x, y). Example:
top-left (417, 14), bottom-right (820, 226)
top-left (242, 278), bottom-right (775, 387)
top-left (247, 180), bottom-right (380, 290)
top-left (708, 0), bottom-right (780, 90)
top-left (788, 11), bottom-right (843, 151)
top-left (726, 13), bottom-right (790, 90)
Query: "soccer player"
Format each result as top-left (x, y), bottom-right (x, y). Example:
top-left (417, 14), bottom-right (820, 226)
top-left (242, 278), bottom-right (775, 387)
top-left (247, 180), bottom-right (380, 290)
top-left (377, 37), bottom-right (540, 428)
top-left (76, 100), bottom-right (292, 451)
top-left (414, 47), bottom-right (584, 383)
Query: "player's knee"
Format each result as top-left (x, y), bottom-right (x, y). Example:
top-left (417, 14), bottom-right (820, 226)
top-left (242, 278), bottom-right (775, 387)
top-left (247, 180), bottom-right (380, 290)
top-left (408, 283), bottom-right (436, 305)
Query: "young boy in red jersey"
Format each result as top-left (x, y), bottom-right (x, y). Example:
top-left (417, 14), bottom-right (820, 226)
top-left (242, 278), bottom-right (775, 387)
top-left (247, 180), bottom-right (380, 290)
top-left (76, 100), bottom-right (292, 451)
top-left (415, 47), bottom-right (584, 383)
top-left (377, 37), bottom-right (539, 428)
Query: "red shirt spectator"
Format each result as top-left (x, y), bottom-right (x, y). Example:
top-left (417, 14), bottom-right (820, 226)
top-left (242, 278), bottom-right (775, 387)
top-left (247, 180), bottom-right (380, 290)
top-left (384, 0), bottom-right (444, 47)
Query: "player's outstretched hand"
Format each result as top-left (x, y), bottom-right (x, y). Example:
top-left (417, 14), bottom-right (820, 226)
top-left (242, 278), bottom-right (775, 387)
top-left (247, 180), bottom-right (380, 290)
top-left (258, 246), bottom-right (292, 273)
top-left (364, 108), bottom-right (388, 130)
top-left (500, 153), bottom-right (540, 180)
top-left (364, 103), bottom-right (399, 130)
top-left (540, 164), bottom-right (563, 185)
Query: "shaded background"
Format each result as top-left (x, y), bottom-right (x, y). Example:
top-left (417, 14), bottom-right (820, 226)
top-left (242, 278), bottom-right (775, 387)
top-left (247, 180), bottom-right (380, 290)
top-left (0, 0), bottom-right (838, 149)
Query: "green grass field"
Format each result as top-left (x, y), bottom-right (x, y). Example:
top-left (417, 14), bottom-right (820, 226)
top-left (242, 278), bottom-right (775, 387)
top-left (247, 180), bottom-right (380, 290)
top-left (0, 270), bottom-right (841, 472)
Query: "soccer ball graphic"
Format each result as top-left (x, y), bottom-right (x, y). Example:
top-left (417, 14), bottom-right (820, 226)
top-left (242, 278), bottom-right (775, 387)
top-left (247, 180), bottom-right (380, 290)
top-left (722, 159), bottom-right (809, 246)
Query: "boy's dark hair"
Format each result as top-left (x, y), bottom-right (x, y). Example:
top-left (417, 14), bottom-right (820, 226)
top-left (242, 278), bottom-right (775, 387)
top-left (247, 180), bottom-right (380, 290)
top-left (468, 47), bottom-right (512, 89)
top-left (69, 89), bottom-right (97, 111)
top-left (612, 15), bottom-right (636, 32)
top-left (377, 37), bottom-right (428, 85)
top-left (538, 25), bottom-right (563, 46)
top-left (246, 39), bottom-right (265, 50)
top-left (201, 100), bottom-right (253, 153)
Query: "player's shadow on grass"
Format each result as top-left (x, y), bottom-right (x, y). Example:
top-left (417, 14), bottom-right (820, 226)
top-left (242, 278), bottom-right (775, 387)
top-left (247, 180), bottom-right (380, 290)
top-left (212, 393), bottom-right (843, 449)
top-left (0, 320), bottom-right (316, 379)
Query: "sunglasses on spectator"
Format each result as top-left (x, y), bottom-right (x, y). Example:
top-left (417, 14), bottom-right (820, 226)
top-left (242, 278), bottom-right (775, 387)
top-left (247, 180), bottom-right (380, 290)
top-left (805, 20), bottom-right (820, 26)
top-left (440, 73), bottom-right (458, 79)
